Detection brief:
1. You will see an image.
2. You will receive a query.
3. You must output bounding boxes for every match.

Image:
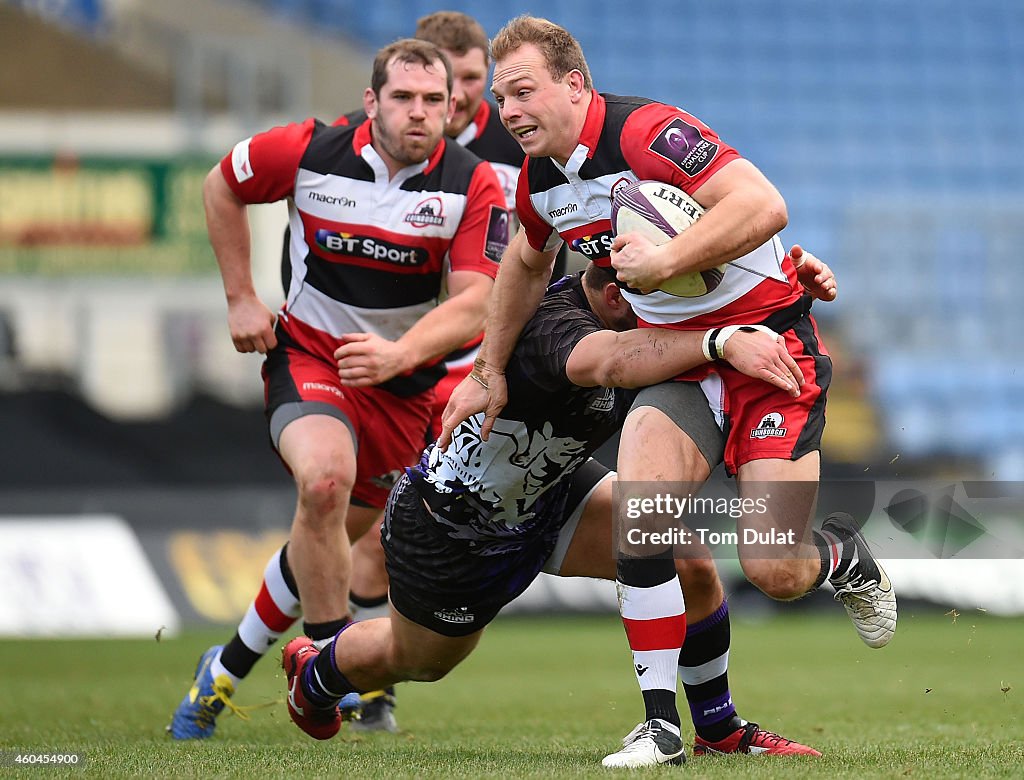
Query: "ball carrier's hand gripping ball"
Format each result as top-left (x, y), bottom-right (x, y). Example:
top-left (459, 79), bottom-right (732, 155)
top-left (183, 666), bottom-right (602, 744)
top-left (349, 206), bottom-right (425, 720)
top-left (611, 180), bottom-right (726, 297)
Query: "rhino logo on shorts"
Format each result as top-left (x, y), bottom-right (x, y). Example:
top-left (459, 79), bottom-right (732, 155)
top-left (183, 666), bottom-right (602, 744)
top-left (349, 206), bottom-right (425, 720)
top-left (433, 607), bottom-right (475, 624)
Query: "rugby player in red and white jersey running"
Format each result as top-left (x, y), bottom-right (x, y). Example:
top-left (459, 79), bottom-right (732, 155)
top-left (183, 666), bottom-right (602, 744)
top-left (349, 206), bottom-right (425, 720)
top-left (189, 12), bottom-right (526, 736)
top-left (168, 38), bottom-right (508, 740)
top-left (442, 15), bottom-right (896, 765)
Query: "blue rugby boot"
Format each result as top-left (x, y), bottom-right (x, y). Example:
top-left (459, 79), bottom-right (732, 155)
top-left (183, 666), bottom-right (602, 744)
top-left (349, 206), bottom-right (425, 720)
top-left (168, 645), bottom-right (248, 739)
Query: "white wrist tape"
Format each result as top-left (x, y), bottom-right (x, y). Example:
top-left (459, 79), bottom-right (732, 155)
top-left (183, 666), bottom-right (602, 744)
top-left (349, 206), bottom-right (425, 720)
top-left (702, 324), bottom-right (780, 361)
top-left (701, 328), bottom-right (716, 362)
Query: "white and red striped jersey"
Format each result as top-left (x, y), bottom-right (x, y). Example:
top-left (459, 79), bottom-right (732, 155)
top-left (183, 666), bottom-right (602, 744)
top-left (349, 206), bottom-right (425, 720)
top-left (517, 92), bottom-right (802, 331)
top-left (221, 117), bottom-right (507, 396)
top-left (324, 104), bottom-right (525, 370)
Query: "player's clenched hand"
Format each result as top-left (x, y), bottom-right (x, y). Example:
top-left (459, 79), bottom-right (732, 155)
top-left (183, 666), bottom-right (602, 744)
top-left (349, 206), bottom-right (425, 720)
top-left (721, 329), bottom-right (804, 398)
top-left (335, 333), bottom-right (412, 386)
top-left (227, 296), bottom-right (277, 354)
top-left (437, 372), bottom-right (508, 449)
top-left (791, 245), bottom-right (837, 302)
top-left (610, 232), bottom-right (670, 293)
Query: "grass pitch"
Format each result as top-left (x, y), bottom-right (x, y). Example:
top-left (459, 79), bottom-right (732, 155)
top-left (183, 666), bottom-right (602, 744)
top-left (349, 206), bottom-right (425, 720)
top-left (1, 611), bottom-right (1021, 778)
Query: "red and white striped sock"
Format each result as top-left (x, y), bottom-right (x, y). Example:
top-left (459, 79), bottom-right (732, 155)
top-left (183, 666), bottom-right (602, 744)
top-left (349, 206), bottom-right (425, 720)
top-left (214, 545), bottom-right (301, 685)
top-left (617, 575), bottom-right (687, 724)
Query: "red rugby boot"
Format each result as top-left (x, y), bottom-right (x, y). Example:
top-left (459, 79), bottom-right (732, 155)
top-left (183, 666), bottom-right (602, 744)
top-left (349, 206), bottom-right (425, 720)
top-left (693, 721), bottom-right (821, 756)
top-left (282, 637), bottom-right (344, 740)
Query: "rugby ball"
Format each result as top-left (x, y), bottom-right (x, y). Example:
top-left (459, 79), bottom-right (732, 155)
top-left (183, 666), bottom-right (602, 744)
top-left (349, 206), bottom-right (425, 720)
top-left (610, 180), bottom-right (726, 297)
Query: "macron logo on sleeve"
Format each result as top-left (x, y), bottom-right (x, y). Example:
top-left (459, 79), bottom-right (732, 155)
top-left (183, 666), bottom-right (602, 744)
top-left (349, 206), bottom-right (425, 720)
top-left (231, 137), bottom-right (255, 183)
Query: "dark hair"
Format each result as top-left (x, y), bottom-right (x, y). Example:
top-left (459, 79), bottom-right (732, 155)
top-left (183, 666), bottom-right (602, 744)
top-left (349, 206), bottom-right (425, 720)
top-left (415, 11), bottom-right (489, 61)
top-left (491, 15), bottom-right (592, 90)
top-left (371, 38), bottom-right (453, 97)
top-left (583, 262), bottom-right (619, 291)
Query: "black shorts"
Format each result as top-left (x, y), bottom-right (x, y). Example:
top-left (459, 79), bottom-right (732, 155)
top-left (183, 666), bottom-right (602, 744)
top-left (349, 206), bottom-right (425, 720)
top-left (384, 459), bottom-right (610, 637)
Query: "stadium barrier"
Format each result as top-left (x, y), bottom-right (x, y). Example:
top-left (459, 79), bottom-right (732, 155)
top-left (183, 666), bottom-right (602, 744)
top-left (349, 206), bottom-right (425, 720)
top-left (2, 481), bottom-right (1024, 637)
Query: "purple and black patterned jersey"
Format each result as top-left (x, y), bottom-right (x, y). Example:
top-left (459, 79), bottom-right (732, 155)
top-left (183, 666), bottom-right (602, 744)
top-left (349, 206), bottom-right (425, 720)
top-left (407, 273), bottom-right (628, 543)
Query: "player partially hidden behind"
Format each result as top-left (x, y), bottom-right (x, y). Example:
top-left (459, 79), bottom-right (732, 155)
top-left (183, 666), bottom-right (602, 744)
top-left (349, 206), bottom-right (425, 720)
top-left (168, 38), bottom-right (506, 739)
top-left (280, 252), bottom-right (837, 766)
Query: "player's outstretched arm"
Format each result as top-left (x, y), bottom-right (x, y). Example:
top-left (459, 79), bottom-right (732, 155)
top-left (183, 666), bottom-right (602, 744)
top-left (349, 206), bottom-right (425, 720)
top-left (566, 325), bottom-right (803, 397)
top-left (204, 165), bottom-right (278, 354)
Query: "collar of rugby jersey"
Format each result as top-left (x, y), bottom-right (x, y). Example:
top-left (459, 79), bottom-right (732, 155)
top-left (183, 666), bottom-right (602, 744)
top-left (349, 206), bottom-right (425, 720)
top-left (557, 90), bottom-right (606, 175)
top-left (353, 117), bottom-right (447, 178)
top-left (576, 90), bottom-right (606, 160)
top-left (453, 100), bottom-right (492, 147)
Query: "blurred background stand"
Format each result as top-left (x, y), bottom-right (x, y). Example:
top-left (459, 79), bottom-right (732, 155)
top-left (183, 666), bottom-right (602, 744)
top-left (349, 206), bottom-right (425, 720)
top-left (1, 0), bottom-right (1023, 634)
